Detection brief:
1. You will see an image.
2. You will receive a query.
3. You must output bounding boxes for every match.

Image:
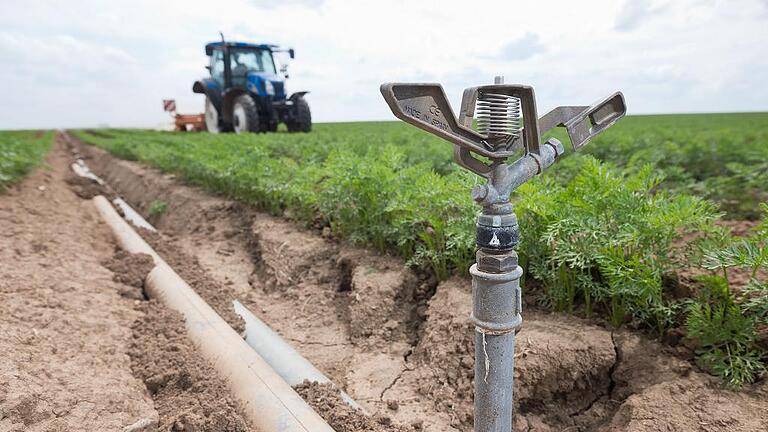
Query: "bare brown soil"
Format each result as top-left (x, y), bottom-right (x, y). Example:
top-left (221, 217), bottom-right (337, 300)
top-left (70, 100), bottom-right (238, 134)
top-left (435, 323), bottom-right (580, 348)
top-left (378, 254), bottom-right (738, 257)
top-left (77, 137), bottom-right (768, 431)
top-left (295, 381), bottom-right (417, 432)
top-left (0, 138), bottom-right (156, 431)
top-left (130, 299), bottom-right (250, 432)
top-left (1, 135), bottom-right (261, 431)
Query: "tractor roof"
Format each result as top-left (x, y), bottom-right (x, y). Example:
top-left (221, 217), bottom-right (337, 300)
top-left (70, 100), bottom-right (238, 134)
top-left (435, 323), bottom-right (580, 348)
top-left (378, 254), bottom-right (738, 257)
top-left (205, 41), bottom-right (277, 55)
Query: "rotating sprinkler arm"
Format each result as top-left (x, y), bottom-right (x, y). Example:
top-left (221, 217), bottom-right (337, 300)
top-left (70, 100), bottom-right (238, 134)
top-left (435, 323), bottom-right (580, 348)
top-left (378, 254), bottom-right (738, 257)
top-left (381, 78), bottom-right (625, 432)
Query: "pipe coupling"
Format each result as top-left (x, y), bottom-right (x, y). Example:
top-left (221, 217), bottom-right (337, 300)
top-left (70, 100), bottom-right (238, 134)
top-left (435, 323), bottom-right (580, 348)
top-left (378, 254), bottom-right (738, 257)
top-left (469, 264), bottom-right (523, 334)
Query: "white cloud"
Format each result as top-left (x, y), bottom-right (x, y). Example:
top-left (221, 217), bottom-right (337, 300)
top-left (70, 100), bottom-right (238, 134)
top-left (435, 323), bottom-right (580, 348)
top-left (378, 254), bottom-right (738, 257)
top-left (249, 0), bottom-right (325, 8)
top-left (495, 33), bottom-right (545, 61)
top-left (614, 0), bottom-right (667, 32)
top-left (0, 0), bottom-right (766, 129)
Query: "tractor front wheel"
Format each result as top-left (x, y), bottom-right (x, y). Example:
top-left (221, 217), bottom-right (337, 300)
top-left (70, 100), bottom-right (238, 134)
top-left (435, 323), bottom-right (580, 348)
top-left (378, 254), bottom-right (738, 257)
top-left (232, 94), bottom-right (260, 133)
top-left (204, 97), bottom-right (220, 133)
top-left (287, 96), bottom-right (312, 133)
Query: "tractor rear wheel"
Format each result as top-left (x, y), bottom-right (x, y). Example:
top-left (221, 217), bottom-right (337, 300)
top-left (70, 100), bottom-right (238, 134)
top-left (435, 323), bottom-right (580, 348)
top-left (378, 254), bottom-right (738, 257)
top-left (287, 96), bottom-right (312, 133)
top-left (232, 94), bottom-right (260, 133)
top-left (204, 97), bottom-right (220, 133)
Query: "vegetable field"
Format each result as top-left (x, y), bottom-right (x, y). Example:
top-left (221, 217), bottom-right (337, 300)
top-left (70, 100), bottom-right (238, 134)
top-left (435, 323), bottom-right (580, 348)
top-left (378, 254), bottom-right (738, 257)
top-left (73, 113), bottom-right (768, 388)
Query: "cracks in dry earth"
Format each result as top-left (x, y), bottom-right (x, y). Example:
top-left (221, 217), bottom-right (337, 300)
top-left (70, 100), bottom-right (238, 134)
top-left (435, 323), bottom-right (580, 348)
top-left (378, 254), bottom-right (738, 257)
top-left (378, 366), bottom-right (414, 401)
top-left (607, 330), bottom-right (620, 399)
top-left (565, 330), bottom-right (622, 429)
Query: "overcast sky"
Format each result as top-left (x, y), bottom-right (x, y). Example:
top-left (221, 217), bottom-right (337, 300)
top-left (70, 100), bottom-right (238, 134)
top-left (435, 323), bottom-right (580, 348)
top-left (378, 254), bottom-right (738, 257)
top-left (1, 0), bottom-right (766, 129)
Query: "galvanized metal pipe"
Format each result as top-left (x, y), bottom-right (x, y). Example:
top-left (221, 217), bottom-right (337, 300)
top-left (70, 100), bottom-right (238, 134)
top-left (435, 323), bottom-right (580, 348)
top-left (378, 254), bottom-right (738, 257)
top-left (471, 244), bottom-right (523, 432)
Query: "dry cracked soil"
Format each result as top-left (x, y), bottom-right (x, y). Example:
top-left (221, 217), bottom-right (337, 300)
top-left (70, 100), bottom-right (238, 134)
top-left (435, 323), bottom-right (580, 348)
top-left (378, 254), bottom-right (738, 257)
top-left (1, 132), bottom-right (767, 432)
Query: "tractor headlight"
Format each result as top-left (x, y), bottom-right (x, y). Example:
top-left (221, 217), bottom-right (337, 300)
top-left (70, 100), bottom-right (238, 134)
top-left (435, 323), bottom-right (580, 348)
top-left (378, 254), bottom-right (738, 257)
top-left (264, 81), bottom-right (275, 96)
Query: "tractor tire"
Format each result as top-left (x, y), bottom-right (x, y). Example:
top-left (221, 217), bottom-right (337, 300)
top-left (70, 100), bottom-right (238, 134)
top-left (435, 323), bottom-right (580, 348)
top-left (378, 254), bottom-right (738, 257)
top-left (232, 94), bottom-right (260, 133)
top-left (204, 97), bottom-right (221, 133)
top-left (263, 120), bottom-right (278, 133)
top-left (287, 96), bottom-right (312, 133)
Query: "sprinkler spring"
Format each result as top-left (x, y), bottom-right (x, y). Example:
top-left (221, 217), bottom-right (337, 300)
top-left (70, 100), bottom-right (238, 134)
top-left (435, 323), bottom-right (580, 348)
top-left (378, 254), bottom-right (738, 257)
top-left (381, 77), bottom-right (626, 432)
top-left (475, 76), bottom-right (523, 143)
top-left (475, 76), bottom-right (522, 147)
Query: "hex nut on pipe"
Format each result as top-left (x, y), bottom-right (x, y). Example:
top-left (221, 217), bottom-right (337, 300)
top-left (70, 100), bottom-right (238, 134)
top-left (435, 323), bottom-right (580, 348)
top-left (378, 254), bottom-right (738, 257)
top-left (476, 250), bottom-right (517, 273)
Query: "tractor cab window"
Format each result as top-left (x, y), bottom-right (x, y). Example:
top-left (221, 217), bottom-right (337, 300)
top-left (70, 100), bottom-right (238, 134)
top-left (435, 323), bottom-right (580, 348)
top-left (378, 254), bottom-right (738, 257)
top-left (230, 49), bottom-right (276, 75)
top-left (210, 49), bottom-right (225, 84)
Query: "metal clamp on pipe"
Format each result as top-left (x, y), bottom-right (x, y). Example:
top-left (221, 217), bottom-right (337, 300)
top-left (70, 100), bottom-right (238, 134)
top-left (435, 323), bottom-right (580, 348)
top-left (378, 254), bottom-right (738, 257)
top-left (381, 76), bottom-right (626, 432)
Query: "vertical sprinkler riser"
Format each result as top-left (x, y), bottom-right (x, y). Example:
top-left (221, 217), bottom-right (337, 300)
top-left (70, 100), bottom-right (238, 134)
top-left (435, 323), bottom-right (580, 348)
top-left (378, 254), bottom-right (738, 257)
top-left (381, 78), bottom-right (626, 432)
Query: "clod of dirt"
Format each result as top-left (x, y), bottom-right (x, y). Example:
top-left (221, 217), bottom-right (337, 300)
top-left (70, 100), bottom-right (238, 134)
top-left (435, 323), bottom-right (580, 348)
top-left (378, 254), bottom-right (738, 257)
top-left (65, 174), bottom-right (110, 199)
top-left (130, 300), bottom-right (252, 432)
top-left (103, 250), bottom-right (154, 300)
top-left (252, 217), bottom-right (339, 291)
top-left (603, 376), bottom-right (768, 431)
top-left (412, 277), bottom-right (475, 427)
top-left (294, 381), bottom-right (417, 432)
top-left (610, 330), bottom-right (693, 401)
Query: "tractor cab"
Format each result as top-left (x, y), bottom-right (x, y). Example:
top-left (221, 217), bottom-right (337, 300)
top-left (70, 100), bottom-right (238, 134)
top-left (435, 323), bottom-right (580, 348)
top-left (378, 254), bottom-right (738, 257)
top-left (193, 41), bottom-right (311, 133)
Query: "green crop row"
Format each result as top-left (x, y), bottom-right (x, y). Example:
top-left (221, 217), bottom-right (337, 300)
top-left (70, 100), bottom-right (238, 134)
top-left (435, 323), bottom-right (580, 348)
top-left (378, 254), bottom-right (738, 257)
top-left (549, 112), bottom-right (768, 220)
top-left (72, 119), bottom-right (767, 387)
top-left (0, 130), bottom-right (54, 190)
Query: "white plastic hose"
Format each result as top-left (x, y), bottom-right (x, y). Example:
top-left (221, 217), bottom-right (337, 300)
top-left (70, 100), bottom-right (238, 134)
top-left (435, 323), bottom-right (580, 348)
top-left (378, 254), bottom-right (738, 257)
top-left (234, 300), bottom-right (364, 412)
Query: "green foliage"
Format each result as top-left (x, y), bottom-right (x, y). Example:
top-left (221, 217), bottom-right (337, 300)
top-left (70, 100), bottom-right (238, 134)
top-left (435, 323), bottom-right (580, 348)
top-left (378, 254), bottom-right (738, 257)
top-left (687, 205), bottom-right (768, 387)
top-left (740, 279), bottom-right (768, 325)
top-left (545, 112), bottom-right (768, 219)
top-left (0, 131), bottom-right (54, 190)
top-left (517, 157), bottom-right (717, 334)
top-left (686, 276), bottom-right (765, 388)
top-left (148, 200), bottom-right (168, 217)
top-left (72, 127), bottom-right (477, 280)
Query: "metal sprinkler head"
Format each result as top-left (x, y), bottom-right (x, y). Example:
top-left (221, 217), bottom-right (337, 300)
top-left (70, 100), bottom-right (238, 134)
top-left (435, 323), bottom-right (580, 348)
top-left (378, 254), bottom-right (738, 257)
top-left (381, 78), bottom-right (626, 432)
top-left (380, 79), bottom-right (625, 180)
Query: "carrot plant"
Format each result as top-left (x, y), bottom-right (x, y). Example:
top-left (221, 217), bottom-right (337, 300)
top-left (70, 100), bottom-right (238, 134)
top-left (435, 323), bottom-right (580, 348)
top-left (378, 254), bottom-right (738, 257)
top-left (563, 112), bottom-right (768, 219)
top-left (0, 130), bottom-right (54, 190)
top-left (516, 157), bottom-right (718, 333)
top-left (687, 204), bottom-right (768, 387)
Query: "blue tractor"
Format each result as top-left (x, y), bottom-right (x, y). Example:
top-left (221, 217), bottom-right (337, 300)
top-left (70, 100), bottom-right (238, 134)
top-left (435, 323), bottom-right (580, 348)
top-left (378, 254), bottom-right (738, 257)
top-left (192, 40), bottom-right (311, 133)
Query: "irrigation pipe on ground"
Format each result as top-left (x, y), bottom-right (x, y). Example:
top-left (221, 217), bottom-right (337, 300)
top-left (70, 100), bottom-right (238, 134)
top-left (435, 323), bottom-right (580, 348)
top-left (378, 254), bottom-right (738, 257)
top-left (93, 195), bottom-right (334, 432)
top-left (72, 153), bottom-right (363, 413)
